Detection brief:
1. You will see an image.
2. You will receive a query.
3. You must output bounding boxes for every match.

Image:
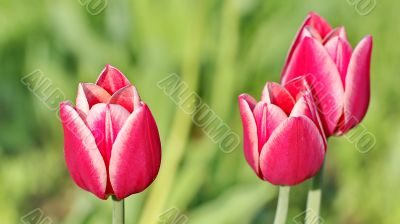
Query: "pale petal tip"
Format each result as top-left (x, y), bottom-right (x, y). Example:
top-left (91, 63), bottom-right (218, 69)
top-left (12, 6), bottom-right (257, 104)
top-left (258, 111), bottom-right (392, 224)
top-left (95, 65), bottom-right (131, 94)
top-left (60, 100), bottom-right (72, 107)
top-left (97, 64), bottom-right (126, 81)
top-left (308, 11), bottom-right (319, 17)
top-left (238, 94), bottom-right (257, 110)
top-left (307, 11), bottom-right (324, 20)
top-left (238, 93), bottom-right (256, 103)
top-left (238, 93), bottom-right (249, 100)
top-left (363, 35), bottom-right (373, 45)
top-left (109, 85), bottom-right (141, 112)
top-left (329, 26), bottom-right (348, 40)
top-left (357, 35), bottom-right (373, 51)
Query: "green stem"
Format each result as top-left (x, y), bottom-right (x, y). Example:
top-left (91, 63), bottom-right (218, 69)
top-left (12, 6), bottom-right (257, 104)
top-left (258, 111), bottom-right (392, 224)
top-left (112, 196), bottom-right (124, 224)
top-left (274, 186), bottom-right (290, 224)
top-left (305, 162), bottom-right (325, 224)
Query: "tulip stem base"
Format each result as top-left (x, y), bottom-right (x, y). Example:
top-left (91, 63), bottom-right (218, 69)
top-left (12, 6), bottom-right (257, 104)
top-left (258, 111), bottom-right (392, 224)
top-left (112, 196), bottom-right (124, 224)
top-left (305, 162), bottom-right (325, 224)
top-left (274, 186), bottom-right (290, 224)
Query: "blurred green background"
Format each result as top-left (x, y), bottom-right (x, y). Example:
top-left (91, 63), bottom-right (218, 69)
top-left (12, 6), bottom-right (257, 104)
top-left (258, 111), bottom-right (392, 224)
top-left (0, 0), bottom-right (397, 223)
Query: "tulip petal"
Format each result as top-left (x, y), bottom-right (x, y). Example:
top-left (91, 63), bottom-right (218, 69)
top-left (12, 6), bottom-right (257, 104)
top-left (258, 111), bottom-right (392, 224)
top-left (283, 76), bottom-right (311, 100)
top-left (285, 81), bottom-right (325, 140)
top-left (96, 65), bottom-right (131, 94)
top-left (324, 34), bottom-right (353, 84)
top-left (306, 12), bottom-right (332, 38)
top-left (283, 73), bottom-right (333, 146)
top-left (282, 37), bottom-right (344, 136)
top-left (76, 83), bottom-right (111, 114)
top-left (291, 93), bottom-right (318, 122)
top-left (86, 103), bottom-right (130, 195)
top-left (291, 92), bottom-right (327, 146)
top-left (259, 116), bottom-right (325, 185)
top-left (109, 104), bottom-right (162, 199)
top-left (109, 85), bottom-right (141, 113)
top-left (238, 94), bottom-right (260, 176)
top-left (323, 26), bottom-right (348, 43)
top-left (253, 102), bottom-right (287, 151)
top-left (60, 102), bottom-right (107, 199)
top-left (282, 12), bottom-right (332, 77)
top-left (340, 36), bottom-right (373, 134)
top-left (86, 103), bottom-right (130, 167)
top-left (290, 26), bottom-right (323, 51)
top-left (261, 82), bottom-right (295, 115)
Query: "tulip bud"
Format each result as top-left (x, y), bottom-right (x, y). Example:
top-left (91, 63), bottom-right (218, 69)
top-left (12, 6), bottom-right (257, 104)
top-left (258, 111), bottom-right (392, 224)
top-left (281, 12), bottom-right (373, 136)
top-left (238, 82), bottom-right (325, 185)
top-left (60, 65), bottom-right (161, 199)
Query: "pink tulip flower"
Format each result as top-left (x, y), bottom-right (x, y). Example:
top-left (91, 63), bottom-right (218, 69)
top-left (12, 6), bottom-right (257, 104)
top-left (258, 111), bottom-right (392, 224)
top-left (238, 82), bottom-right (325, 185)
top-left (281, 12), bottom-right (373, 136)
top-left (60, 65), bottom-right (161, 200)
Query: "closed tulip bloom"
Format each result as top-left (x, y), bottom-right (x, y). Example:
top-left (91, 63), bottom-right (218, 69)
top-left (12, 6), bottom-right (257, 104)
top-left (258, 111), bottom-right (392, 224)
top-left (60, 65), bottom-right (161, 200)
top-left (238, 82), bottom-right (325, 185)
top-left (281, 12), bottom-right (373, 136)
